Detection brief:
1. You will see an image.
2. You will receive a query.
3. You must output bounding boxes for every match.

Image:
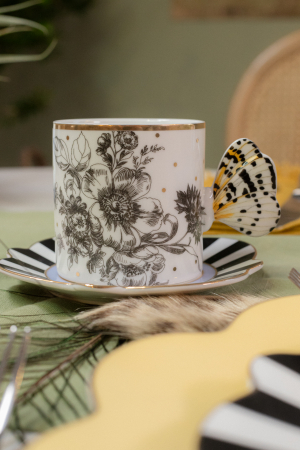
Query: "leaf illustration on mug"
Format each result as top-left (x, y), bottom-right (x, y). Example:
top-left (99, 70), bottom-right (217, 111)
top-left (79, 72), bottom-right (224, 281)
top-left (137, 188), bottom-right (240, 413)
top-left (54, 137), bottom-right (69, 171)
top-left (141, 214), bottom-right (178, 245)
top-left (71, 132), bottom-right (91, 172)
top-left (54, 182), bottom-right (58, 209)
top-left (56, 234), bottom-right (65, 254)
top-left (133, 144), bottom-right (165, 174)
top-left (88, 205), bottom-right (104, 248)
top-left (159, 244), bottom-right (186, 255)
top-left (64, 168), bottom-right (82, 199)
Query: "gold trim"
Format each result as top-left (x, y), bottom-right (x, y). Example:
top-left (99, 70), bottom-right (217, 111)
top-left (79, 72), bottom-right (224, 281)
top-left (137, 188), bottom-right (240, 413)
top-left (54, 122), bottom-right (206, 131)
top-left (0, 258), bottom-right (261, 290)
top-left (47, 260), bottom-right (262, 289)
top-left (57, 269), bottom-right (114, 288)
top-left (52, 264), bottom-right (217, 289)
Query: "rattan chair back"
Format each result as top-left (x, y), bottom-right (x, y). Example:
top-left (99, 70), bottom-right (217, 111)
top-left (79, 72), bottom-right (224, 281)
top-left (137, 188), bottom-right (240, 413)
top-left (227, 30), bottom-right (300, 165)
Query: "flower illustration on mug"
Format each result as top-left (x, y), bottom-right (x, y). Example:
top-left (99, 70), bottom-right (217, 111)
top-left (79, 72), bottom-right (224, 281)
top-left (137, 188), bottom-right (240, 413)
top-left (115, 131), bottom-right (138, 151)
top-left (175, 184), bottom-right (205, 244)
top-left (55, 129), bottom-right (206, 285)
top-left (59, 194), bottom-right (103, 269)
top-left (105, 247), bottom-right (165, 287)
top-left (96, 133), bottom-right (111, 155)
top-left (83, 165), bottom-right (163, 251)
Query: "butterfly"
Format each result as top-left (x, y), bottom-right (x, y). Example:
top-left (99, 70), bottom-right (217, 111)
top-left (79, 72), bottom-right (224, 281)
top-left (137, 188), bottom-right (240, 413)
top-left (213, 139), bottom-right (281, 237)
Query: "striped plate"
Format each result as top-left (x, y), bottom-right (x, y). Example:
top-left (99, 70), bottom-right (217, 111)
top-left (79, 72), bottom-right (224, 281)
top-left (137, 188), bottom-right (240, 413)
top-left (200, 354), bottom-right (300, 450)
top-left (0, 237), bottom-right (263, 304)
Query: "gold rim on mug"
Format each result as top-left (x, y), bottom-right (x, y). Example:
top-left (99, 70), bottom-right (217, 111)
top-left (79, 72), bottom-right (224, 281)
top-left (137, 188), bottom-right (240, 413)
top-left (53, 119), bottom-right (206, 131)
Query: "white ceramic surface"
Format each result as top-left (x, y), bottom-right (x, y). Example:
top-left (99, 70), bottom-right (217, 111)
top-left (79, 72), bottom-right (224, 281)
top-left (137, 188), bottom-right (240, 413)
top-left (53, 119), bottom-right (213, 287)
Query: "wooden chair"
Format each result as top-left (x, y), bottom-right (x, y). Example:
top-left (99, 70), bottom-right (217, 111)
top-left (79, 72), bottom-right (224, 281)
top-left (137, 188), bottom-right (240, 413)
top-left (226, 30), bottom-right (300, 165)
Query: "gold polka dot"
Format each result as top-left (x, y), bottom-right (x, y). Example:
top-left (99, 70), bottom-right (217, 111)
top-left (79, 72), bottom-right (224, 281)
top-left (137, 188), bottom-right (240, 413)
top-left (56, 223), bottom-right (58, 227)
top-left (66, 136), bottom-right (69, 140)
top-left (174, 162), bottom-right (177, 167)
top-left (195, 176), bottom-right (197, 181)
top-left (173, 267), bottom-right (177, 271)
top-left (162, 188), bottom-right (166, 192)
top-left (195, 260), bottom-right (197, 264)
top-left (76, 272), bottom-right (80, 277)
top-left (196, 138), bottom-right (199, 143)
top-left (156, 133), bottom-right (160, 138)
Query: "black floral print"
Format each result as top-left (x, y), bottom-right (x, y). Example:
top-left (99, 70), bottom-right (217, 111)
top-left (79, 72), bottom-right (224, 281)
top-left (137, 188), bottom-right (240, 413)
top-left (96, 133), bottom-right (111, 155)
top-left (83, 166), bottom-right (163, 251)
top-left (59, 194), bottom-right (102, 269)
top-left (56, 233), bottom-right (65, 254)
top-left (115, 131), bottom-right (138, 151)
top-left (55, 130), bottom-right (205, 285)
top-left (104, 247), bottom-right (165, 287)
top-left (175, 185), bottom-right (205, 244)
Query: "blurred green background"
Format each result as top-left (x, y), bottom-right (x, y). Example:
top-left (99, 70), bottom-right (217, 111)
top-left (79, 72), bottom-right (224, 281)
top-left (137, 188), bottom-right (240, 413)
top-left (1, 0), bottom-right (300, 167)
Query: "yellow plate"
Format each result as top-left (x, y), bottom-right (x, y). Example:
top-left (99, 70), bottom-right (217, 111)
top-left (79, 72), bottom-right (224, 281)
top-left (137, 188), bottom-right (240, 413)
top-left (27, 295), bottom-right (300, 450)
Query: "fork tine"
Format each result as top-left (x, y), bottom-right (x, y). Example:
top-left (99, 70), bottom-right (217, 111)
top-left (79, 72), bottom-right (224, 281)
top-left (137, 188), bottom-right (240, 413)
top-left (290, 268), bottom-right (300, 278)
top-left (0, 327), bottom-right (30, 435)
top-left (289, 268), bottom-right (300, 278)
top-left (0, 326), bottom-right (17, 386)
top-left (289, 268), bottom-right (300, 288)
top-left (289, 271), bottom-right (299, 281)
top-left (289, 277), bottom-right (300, 288)
top-left (289, 274), bottom-right (298, 283)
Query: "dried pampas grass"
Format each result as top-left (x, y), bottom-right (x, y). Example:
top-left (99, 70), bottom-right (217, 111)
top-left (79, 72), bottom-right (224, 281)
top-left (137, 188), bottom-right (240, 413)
top-left (77, 291), bottom-right (270, 340)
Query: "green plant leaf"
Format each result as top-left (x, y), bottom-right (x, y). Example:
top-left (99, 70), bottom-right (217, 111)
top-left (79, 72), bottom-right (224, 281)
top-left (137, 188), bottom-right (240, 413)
top-left (0, 14), bottom-right (49, 34)
top-left (0, 0), bottom-right (44, 14)
top-left (0, 38), bottom-right (57, 64)
top-left (0, 25), bottom-right (32, 37)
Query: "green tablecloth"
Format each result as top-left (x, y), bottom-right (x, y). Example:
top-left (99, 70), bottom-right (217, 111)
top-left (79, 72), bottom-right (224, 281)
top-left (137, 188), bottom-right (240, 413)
top-left (0, 212), bottom-right (118, 436)
top-left (1, 211), bottom-right (299, 311)
top-left (0, 211), bottom-right (300, 435)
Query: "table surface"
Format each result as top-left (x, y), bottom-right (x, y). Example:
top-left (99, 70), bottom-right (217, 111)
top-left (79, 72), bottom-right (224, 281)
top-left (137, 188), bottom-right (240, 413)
top-left (0, 167), bottom-right (53, 212)
top-left (0, 167), bottom-right (300, 450)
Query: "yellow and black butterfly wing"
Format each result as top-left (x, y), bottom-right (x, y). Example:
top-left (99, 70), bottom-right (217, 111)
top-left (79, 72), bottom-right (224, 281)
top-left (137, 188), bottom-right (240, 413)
top-left (213, 139), bottom-right (280, 237)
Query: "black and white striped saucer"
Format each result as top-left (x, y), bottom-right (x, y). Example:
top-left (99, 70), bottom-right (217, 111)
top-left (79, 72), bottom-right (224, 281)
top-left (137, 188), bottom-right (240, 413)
top-left (0, 237), bottom-right (263, 304)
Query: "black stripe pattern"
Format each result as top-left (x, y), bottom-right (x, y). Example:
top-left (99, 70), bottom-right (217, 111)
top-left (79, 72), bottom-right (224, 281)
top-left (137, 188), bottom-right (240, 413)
top-left (200, 354), bottom-right (300, 450)
top-left (0, 237), bottom-right (261, 288)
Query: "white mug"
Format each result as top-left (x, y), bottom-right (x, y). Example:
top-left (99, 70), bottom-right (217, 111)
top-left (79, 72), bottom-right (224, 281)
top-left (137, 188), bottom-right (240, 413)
top-left (53, 118), bottom-right (280, 287)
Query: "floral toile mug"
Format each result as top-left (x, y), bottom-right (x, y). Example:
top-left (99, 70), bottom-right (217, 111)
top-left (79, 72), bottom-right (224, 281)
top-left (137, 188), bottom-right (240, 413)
top-left (53, 118), bottom-right (280, 287)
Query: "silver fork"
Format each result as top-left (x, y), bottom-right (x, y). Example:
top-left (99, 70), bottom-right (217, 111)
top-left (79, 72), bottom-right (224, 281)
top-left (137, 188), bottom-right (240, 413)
top-left (0, 326), bottom-right (30, 436)
top-left (288, 268), bottom-right (300, 289)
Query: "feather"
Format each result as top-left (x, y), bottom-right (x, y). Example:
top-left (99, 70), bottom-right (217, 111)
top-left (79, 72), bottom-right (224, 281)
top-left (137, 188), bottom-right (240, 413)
top-left (0, 318), bottom-right (117, 437)
top-left (213, 138), bottom-right (281, 236)
top-left (77, 291), bottom-right (270, 339)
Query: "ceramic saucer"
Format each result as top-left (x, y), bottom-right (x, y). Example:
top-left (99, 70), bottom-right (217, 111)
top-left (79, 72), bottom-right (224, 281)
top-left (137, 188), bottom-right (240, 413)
top-left (0, 237), bottom-right (262, 305)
